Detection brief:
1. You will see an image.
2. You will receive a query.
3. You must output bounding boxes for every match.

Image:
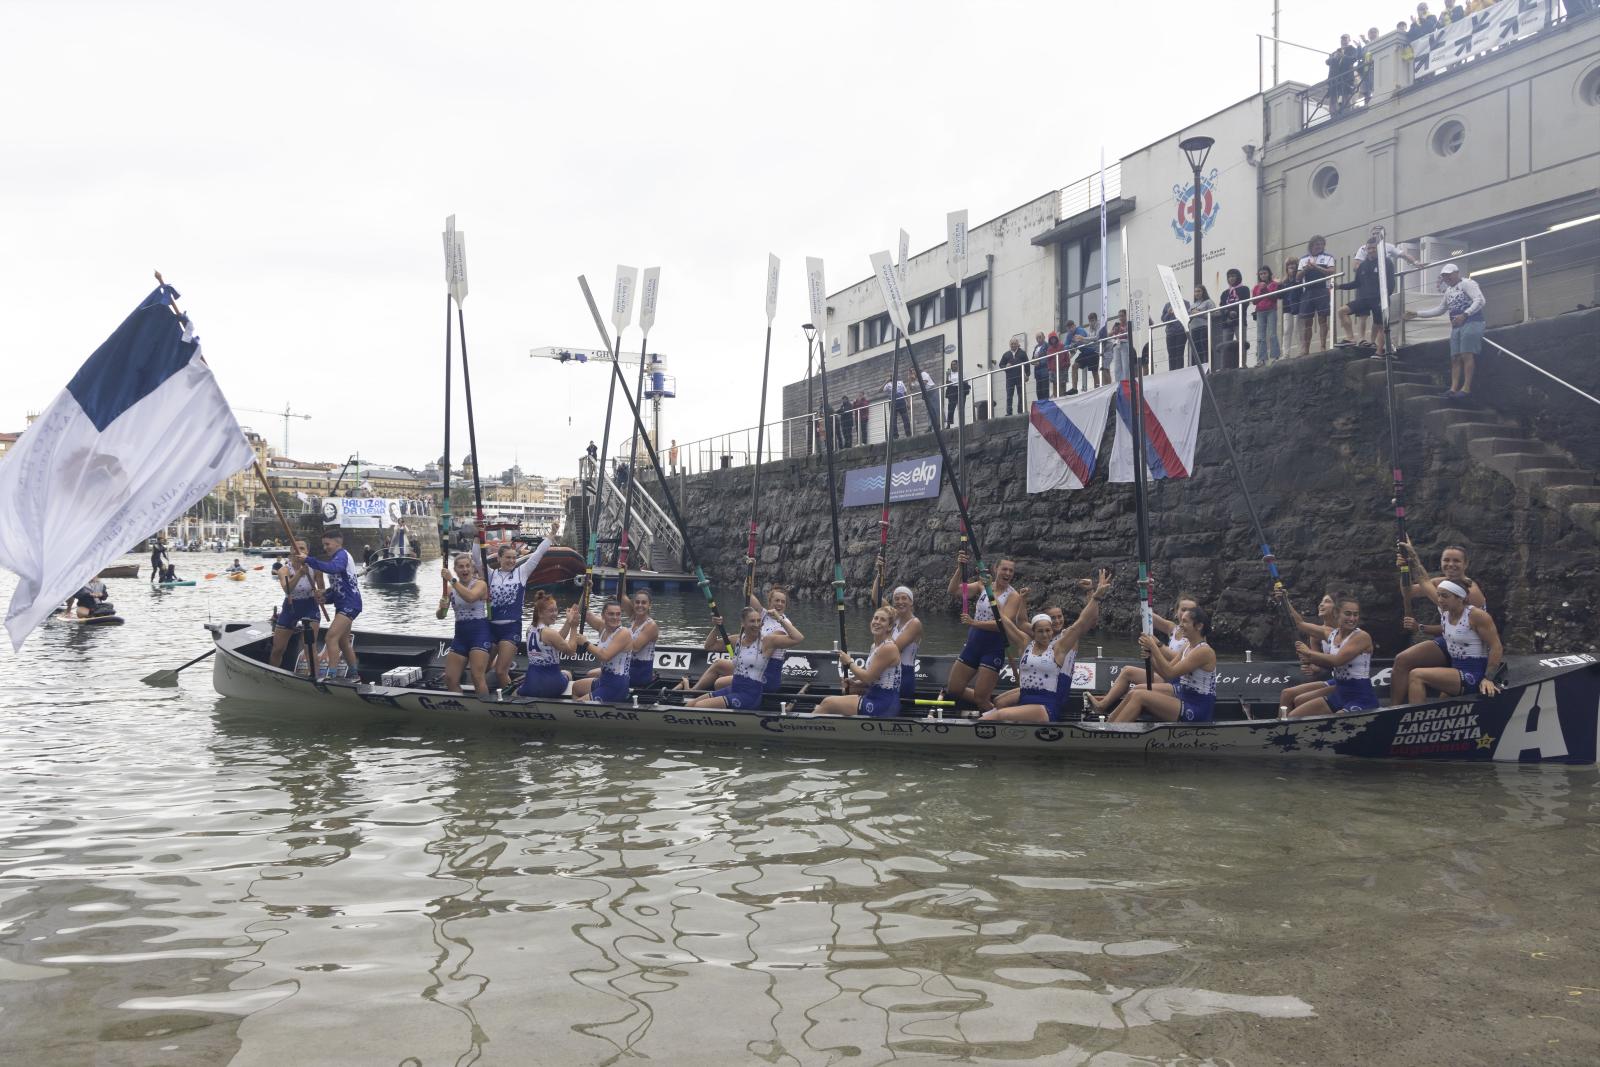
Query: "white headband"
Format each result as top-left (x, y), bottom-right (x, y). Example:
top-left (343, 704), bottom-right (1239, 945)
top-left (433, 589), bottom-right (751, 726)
top-left (1031, 614), bottom-right (1052, 627)
top-left (1437, 580), bottom-right (1467, 599)
top-left (893, 585), bottom-right (914, 602)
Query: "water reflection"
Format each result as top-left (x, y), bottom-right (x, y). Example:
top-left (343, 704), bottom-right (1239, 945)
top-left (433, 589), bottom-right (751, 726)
top-left (2, 560), bottom-right (1598, 1063)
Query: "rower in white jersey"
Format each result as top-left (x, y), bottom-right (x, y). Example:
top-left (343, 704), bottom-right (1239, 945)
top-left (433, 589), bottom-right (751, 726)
top-left (268, 540), bottom-right (322, 670)
top-left (570, 599), bottom-right (633, 703)
top-left (624, 589), bottom-right (661, 689)
top-left (1286, 596), bottom-right (1379, 716)
top-left (1404, 580), bottom-right (1503, 703)
top-left (683, 586), bottom-right (804, 694)
top-left (1273, 590), bottom-right (1343, 714)
top-left (515, 592), bottom-right (583, 698)
top-left (1086, 591), bottom-right (1197, 713)
top-left (435, 552), bottom-right (491, 696)
top-left (947, 550), bottom-right (1028, 711)
top-left (486, 529), bottom-right (554, 690)
top-left (1106, 606), bottom-right (1219, 723)
top-left (816, 607), bottom-right (903, 718)
top-left (985, 569), bottom-right (1111, 723)
top-left (688, 606), bottom-right (800, 710)
top-left (1389, 537), bottom-right (1489, 705)
top-left (993, 584), bottom-right (1091, 712)
top-left (888, 585), bottom-right (923, 708)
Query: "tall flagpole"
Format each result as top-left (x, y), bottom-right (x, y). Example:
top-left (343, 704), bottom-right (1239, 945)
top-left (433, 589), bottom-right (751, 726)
top-left (578, 276), bottom-right (733, 656)
top-left (808, 258), bottom-right (850, 665)
top-left (579, 265), bottom-right (638, 619)
top-left (746, 255), bottom-right (780, 601)
top-left (618, 267), bottom-right (660, 601)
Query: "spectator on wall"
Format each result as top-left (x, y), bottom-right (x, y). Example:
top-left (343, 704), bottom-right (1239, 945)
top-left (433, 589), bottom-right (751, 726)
top-left (669, 439), bottom-right (679, 473)
top-left (999, 337), bottom-right (1026, 416)
top-left (1297, 234), bottom-right (1337, 356)
top-left (944, 360), bottom-right (968, 428)
top-left (839, 397), bottom-right (854, 447)
top-left (1409, 263), bottom-right (1486, 397)
top-left (1279, 258), bottom-right (1303, 353)
top-left (1251, 266), bottom-right (1283, 363)
top-left (884, 377), bottom-right (911, 438)
top-left (1161, 302), bottom-right (1188, 371)
top-left (1326, 34), bottom-right (1360, 114)
top-left (1031, 335), bottom-right (1053, 402)
top-left (855, 393), bottom-right (870, 444)
top-left (1188, 286), bottom-right (1216, 362)
top-left (1336, 235), bottom-right (1392, 353)
top-left (1106, 309), bottom-right (1131, 382)
top-left (1063, 319), bottom-right (1088, 395)
top-left (1407, 3), bottom-right (1437, 40)
top-left (1217, 268), bottom-right (1251, 368)
top-left (1044, 330), bottom-right (1066, 395)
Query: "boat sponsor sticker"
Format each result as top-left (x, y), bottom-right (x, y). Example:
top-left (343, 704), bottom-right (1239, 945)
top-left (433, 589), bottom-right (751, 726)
top-left (760, 717), bottom-right (839, 734)
top-left (856, 719), bottom-right (953, 735)
top-left (661, 713), bottom-right (737, 729)
top-left (489, 707), bottom-right (558, 722)
top-left (1538, 654), bottom-right (1593, 668)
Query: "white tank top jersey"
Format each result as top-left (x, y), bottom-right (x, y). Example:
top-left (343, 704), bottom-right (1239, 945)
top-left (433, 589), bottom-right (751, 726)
top-left (1328, 629), bottom-right (1371, 681)
top-left (450, 585), bottom-right (487, 620)
top-left (733, 634), bottom-right (769, 683)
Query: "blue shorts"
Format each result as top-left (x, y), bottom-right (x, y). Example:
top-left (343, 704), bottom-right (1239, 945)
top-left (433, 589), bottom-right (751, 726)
top-left (1177, 688), bottom-right (1215, 723)
top-left (591, 670), bottom-right (630, 704)
top-left (957, 629), bottom-right (1007, 672)
top-left (1453, 656), bottom-right (1488, 691)
top-left (858, 686), bottom-right (901, 718)
top-left (1019, 686), bottom-right (1066, 723)
top-left (333, 598), bottom-right (362, 621)
top-left (630, 657), bottom-right (658, 688)
top-left (1332, 678), bottom-right (1378, 712)
top-left (517, 665), bottom-right (568, 698)
top-left (1433, 634), bottom-right (1449, 654)
top-left (1450, 318), bottom-right (1485, 356)
top-left (276, 598), bottom-right (319, 626)
top-left (900, 670), bottom-right (918, 704)
top-left (449, 618), bottom-right (493, 656)
top-left (726, 674), bottom-right (766, 710)
top-left (489, 618), bottom-right (521, 646)
top-left (764, 656), bottom-right (784, 692)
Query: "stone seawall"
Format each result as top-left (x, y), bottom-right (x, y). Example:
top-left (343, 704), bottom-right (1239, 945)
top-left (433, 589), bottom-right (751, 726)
top-left (643, 313), bottom-right (1599, 655)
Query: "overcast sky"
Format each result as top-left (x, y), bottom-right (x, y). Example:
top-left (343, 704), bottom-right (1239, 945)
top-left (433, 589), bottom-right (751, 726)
top-left (3, 0), bottom-right (1364, 479)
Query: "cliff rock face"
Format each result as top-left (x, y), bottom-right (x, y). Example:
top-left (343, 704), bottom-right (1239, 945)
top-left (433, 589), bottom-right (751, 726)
top-left (647, 313), bottom-right (1599, 656)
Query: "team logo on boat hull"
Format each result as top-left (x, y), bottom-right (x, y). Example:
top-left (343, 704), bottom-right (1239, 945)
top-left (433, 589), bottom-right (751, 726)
top-left (974, 724), bottom-right (997, 740)
top-left (1034, 727), bottom-right (1064, 742)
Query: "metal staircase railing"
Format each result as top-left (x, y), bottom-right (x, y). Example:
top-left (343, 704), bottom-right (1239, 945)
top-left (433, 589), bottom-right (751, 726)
top-left (579, 456), bottom-right (684, 571)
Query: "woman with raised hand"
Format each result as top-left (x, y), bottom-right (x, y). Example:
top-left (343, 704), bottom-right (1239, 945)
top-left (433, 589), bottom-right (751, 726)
top-left (1106, 607), bottom-right (1219, 723)
top-left (1274, 590), bottom-right (1343, 714)
top-left (985, 569), bottom-right (1111, 723)
top-left (436, 551), bottom-right (491, 696)
top-left (688, 606), bottom-right (800, 710)
top-left (570, 599), bottom-right (633, 703)
top-left (486, 528), bottom-right (553, 690)
top-left (946, 550), bottom-right (1026, 711)
top-left (301, 530), bottom-right (363, 679)
top-left (1405, 581), bottom-right (1503, 704)
top-left (516, 593), bottom-right (582, 698)
top-left (815, 606), bottom-right (903, 718)
top-left (1287, 596), bottom-right (1378, 717)
top-left (1086, 591), bottom-right (1198, 714)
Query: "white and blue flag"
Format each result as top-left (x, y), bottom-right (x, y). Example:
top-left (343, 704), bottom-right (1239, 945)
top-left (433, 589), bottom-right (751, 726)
top-left (0, 285), bottom-right (253, 649)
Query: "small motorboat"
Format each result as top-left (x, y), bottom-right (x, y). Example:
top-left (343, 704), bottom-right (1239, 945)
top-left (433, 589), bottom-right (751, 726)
top-left (364, 526), bottom-right (421, 585)
top-left (526, 545), bottom-right (585, 590)
top-left (97, 563), bottom-right (140, 579)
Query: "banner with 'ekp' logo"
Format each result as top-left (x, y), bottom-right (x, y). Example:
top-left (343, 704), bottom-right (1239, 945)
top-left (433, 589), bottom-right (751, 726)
top-left (841, 454), bottom-right (943, 508)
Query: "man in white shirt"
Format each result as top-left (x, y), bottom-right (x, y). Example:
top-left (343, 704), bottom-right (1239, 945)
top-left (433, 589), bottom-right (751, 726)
top-left (1296, 235), bottom-right (1338, 355)
top-left (1408, 263), bottom-right (1487, 397)
top-left (883, 378), bottom-right (911, 438)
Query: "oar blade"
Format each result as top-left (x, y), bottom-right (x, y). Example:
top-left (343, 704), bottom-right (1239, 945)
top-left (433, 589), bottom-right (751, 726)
top-left (140, 669), bottom-right (180, 687)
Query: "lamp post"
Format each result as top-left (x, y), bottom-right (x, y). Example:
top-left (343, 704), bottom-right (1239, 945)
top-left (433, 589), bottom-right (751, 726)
top-left (1179, 135), bottom-right (1215, 296)
top-left (802, 322), bottom-right (817, 456)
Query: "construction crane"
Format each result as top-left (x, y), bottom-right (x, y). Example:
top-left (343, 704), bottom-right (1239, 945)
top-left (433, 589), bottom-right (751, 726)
top-left (235, 404), bottom-right (312, 457)
top-left (530, 345), bottom-right (676, 448)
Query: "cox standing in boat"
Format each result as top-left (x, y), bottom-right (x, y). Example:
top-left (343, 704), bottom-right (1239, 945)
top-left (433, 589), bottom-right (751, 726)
top-left (947, 550), bottom-right (1027, 711)
top-left (486, 528), bottom-right (553, 690)
top-left (437, 552), bottom-right (491, 695)
top-left (301, 531), bottom-right (362, 679)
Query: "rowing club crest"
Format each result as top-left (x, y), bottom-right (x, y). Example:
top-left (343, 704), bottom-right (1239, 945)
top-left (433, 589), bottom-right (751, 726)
top-left (1171, 169), bottom-right (1219, 245)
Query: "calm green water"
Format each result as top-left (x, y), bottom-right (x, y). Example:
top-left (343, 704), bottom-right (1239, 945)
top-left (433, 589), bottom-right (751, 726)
top-left (1, 554), bottom-right (1596, 1065)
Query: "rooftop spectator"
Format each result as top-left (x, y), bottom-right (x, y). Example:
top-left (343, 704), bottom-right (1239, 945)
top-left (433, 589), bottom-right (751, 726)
top-left (1327, 34), bottom-right (1361, 114)
top-left (1409, 263), bottom-right (1486, 397)
top-left (1407, 4), bottom-right (1437, 41)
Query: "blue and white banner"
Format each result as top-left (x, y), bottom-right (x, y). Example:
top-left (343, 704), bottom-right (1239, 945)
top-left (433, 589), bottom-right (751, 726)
top-left (0, 286), bottom-right (253, 648)
top-left (1027, 385), bottom-right (1114, 493)
top-left (842, 454), bottom-right (942, 507)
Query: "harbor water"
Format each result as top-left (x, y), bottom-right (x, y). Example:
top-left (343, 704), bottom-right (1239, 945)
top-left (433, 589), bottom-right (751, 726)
top-left (1, 555), bottom-right (1597, 1064)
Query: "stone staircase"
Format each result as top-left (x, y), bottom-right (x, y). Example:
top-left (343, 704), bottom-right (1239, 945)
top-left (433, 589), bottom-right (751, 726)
top-left (1345, 357), bottom-right (1600, 539)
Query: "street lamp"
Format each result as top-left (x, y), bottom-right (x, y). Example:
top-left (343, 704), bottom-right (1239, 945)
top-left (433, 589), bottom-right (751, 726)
top-left (802, 322), bottom-right (817, 456)
top-left (1179, 135), bottom-right (1215, 296)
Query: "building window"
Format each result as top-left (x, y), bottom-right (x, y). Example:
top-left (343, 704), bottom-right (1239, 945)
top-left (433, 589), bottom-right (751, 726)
top-left (861, 313), bottom-right (893, 349)
top-left (909, 292), bottom-right (944, 333)
top-left (1430, 119), bottom-right (1465, 157)
top-left (963, 275), bottom-right (988, 314)
top-left (1580, 66), bottom-right (1600, 107)
top-left (1312, 165), bottom-right (1340, 199)
top-left (848, 323), bottom-right (861, 354)
top-left (1056, 232), bottom-right (1121, 329)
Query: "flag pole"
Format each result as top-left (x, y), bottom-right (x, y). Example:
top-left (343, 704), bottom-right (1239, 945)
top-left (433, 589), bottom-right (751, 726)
top-left (579, 275), bottom-right (733, 656)
top-left (746, 255), bottom-right (780, 601)
top-left (807, 258), bottom-right (850, 665)
top-left (617, 267), bottom-right (660, 602)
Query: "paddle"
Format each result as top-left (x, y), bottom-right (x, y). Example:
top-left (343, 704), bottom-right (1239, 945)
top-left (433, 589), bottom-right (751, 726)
top-left (807, 257), bottom-right (851, 677)
top-left (577, 265), bottom-right (638, 627)
top-left (1374, 224), bottom-right (1415, 641)
top-left (252, 564), bottom-right (264, 570)
top-left (141, 647), bottom-right (215, 688)
top-left (203, 573), bottom-right (217, 580)
top-left (617, 267), bottom-right (660, 601)
top-left (744, 255), bottom-right (780, 601)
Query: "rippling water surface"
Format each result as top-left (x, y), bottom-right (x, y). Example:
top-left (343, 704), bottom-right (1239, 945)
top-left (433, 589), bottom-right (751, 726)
top-left (2, 555), bottom-right (1597, 1065)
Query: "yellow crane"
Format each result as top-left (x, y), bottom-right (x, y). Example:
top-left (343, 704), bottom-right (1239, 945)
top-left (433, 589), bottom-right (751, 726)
top-left (235, 404), bottom-right (312, 457)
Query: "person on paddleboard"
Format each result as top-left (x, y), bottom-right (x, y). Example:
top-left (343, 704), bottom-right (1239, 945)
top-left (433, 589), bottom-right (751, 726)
top-left (1404, 581), bottom-right (1503, 703)
top-left (571, 599), bottom-right (633, 703)
top-left (984, 569), bottom-right (1111, 724)
top-left (688, 606), bottom-right (800, 711)
top-left (1388, 538), bottom-right (1488, 705)
top-left (437, 551), bottom-right (491, 696)
top-left (947, 551), bottom-right (1028, 711)
top-left (515, 592), bottom-right (582, 698)
top-left (486, 527), bottom-right (554, 691)
top-left (301, 531), bottom-right (363, 679)
top-left (816, 607), bottom-right (903, 718)
top-left (1106, 607), bottom-right (1219, 724)
top-left (1286, 595), bottom-right (1379, 717)
top-left (269, 541), bottom-right (322, 671)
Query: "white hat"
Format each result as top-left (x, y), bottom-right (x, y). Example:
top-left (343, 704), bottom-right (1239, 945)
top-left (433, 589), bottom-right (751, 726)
top-left (1031, 613), bottom-right (1052, 627)
top-left (1437, 580), bottom-right (1467, 599)
top-left (1439, 262), bottom-right (1461, 275)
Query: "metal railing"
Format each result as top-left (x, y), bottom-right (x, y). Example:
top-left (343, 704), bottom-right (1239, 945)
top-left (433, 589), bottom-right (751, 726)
top-left (1058, 162), bottom-right (1121, 219)
top-left (1484, 338), bottom-right (1600, 409)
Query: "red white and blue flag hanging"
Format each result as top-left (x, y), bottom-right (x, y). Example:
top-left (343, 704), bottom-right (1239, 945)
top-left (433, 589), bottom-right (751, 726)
top-left (1026, 384), bottom-right (1114, 493)
top-left (1109, 365), bottom-right (1203, 483)
top-left (0, 285), bottom-right (254, 649)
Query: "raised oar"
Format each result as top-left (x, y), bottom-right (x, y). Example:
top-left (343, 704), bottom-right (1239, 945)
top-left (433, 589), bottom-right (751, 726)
top-left (869, 251), bottom-right (998, 611)
top-left (1124, 284), bottom-right (1156, 690)
top-left (437, 223), bottom-right (456, 569)
top-left (1375, 225), bottom-right (1413, 637)
top-left (448, 221), bottom-right (492, 576)
top-left (948, 210), bottom-right (972, 602)
top-left (577, 266), bottom-right (638, 625)
top-left (745, 255), bottom-right (780, 601)
top-left (807, 257), bottom-right (850, 666)
top-left (617, 267), bottom-right (660, 601)
top-left (578, 275), bottom-right (733, 656)
top-left (870, 331), bottom-right (903, 605)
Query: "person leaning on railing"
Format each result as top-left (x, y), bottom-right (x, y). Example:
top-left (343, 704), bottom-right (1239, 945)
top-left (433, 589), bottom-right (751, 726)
top-left (1407, 262), bottom-right (1487, 398)
top-left (1188, 286), bottom-right (1216, 362)
top-left (1000, 337), bottom-right (1026, 416)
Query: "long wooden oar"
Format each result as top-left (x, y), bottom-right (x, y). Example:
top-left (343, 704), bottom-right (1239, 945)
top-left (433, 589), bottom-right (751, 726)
top-left (807, 257), bottom-right (850, 665)
top-left (577, 266), bottom-right (638, 623)
top-left (578, 275), bottom-right (733, 656)
top-left (1374, 224), bottom-right (1414, 637)
top-left (745, 255), bottom-right (779, 600)
top-left (140, 647), bottom-right (216, 687)
top-left (617, 267), bottom-right (659, 601)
